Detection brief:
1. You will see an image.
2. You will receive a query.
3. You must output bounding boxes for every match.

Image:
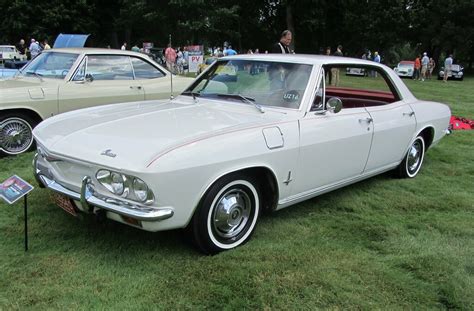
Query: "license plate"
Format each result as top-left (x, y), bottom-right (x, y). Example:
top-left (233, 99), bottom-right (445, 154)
top-left (52, 193), bottom-right (78, 217)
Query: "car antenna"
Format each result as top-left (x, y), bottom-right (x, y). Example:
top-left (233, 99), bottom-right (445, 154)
top-left (169, 34), bottom-right (174, 100)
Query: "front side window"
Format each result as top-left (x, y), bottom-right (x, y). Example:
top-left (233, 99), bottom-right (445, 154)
top-left (20, 52), bottom-right (79, 79)
top-left (131, 57), bottom-right (165, 79)
top-left (184, 60), bottom-right (313, 109)
top-left (86, 55), bottom-right (133, 80)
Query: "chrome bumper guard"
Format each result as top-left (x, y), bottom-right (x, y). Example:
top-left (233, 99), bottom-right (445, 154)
top-left (33, 154), bottom-right (174, 221)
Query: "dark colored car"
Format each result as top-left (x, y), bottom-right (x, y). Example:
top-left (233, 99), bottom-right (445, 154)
top-left (438, 64), bottom-right (464, 81)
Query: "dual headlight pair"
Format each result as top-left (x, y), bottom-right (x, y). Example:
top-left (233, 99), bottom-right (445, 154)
top-left (96, 170), bottom-right (154, 204)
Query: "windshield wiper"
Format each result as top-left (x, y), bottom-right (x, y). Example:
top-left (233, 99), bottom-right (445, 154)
top-left (25, 71), bottom-right (44, 82)
top-left (181, 90), bottom-right (201, 103)
top-left (216, 93), bottom-right (265, 113)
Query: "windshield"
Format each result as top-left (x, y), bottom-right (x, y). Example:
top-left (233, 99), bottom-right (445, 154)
top-left (398, 63), bottom-right (414, 69)
top-left (184, 59), bottom-right (312, 109)
top-left (19, 52), bottom-right (79, 79)
top-left (451, 64), bottom-right (460, 71)
top-left (0, 46), bottom-right (15, 52)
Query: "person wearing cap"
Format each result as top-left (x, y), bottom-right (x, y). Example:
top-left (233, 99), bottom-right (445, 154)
top-left (421, 52), bottom-right (429, 81)
top-left (29, 39), bottom-right (41, 59)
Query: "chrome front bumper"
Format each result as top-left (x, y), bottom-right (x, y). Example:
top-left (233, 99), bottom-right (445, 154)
top-left (33, 153), bottom-right (174, 221)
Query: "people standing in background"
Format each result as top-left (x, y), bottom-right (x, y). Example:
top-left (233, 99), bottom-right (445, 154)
top-left (29, 39), bottom-right (41, 59)
top-left (443, 54), bottom-right (453, 82)
top-left (225, 45), bottom-right (237, 56)
top-left (271, 30), bottom-right (292, 54)
top-left (413, 55), bottom-right (421, 80)
top-left (373, 51), bottom-right (381, 77)
top-left (176, 47), bottom-right (184, 74)
top-left (121, 42), bottom-right (127, 50)
top-left (17, 39), bottom-right (26, 55)
top-left (427, 57), bottom-right (436, 79)
top-left (331, 45), bottom-right (343, 86)
top-left (165, 43), bottom-right (177, 72)
top-left (421, 52), bottom-right (429, 81)
top-left (42, 39), bottom-right (51, 50)
top-left (131, 44), bottom-right (140, 52)
top-left (325, 46), bottom-right (331, 56)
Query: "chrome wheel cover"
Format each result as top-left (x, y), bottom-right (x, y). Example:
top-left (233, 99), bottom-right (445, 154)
top-left (0, 118), bottom-right (33, 155)
top-left (407, 140), bottom-right (422, 174)
top-left (212, 188), bottom-right (252, 240)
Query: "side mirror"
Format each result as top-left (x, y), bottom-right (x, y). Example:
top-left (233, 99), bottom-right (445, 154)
top-left (327, 97), bottom-right (342, 114)
top-left (85, 73), bottom-right (94, 83)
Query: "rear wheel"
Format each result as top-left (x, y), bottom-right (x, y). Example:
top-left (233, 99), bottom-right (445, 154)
top-left (190, 173), bottom-right (260, 254)
top-left (396, 136), bottom-right (425, 178)
top-left (0, 114), bottom-right (37, 156)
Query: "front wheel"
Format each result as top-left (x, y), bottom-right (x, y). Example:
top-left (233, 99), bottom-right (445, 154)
top-left (190, 173), bottom-right (260, 254)
top-left (0, 114), bottom-right (37, 156)
top-left (396, 136), bottom-right (425, 178)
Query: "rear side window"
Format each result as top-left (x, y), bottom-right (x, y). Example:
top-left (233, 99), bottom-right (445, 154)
top-left (323, 65), bottom-right (399, 109)
top-left (86, 55), bottom-right (134, 80)
top-left (131, 57), bottom-right (165, 79)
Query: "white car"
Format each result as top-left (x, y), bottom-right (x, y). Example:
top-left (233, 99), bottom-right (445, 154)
top-left (33, 54), bottom-right (451, 254)
top-left (393, 61), bottom-right (415, 78)
top-left (0, 45), bottom-right (27, 62)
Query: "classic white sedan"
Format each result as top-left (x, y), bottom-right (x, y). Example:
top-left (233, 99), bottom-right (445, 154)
top-left (0, 45), bottom-right (27, 62)
top-left (0, 48), bottom-right (193, 155)
top-left (33, 54), bottom-right (451, 254)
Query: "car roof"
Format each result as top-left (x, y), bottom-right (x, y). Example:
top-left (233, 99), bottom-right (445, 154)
top-left (220, 53), bottom-right (384, 67)
top-left (0, 45), bottom-right (15, 48)
top-left (44, 47), bottom-right (146, 57)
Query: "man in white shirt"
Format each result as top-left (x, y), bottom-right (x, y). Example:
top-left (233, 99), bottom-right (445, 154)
top-left (443, 54), bottom-right (453, 82)
top-left (421, 52), bottom-right (429, 81)
top-left (121, 42), bottom-right (127, 50)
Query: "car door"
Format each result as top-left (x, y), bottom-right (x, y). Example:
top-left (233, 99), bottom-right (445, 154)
top-left (58, 54), bottom-right (145, 113)
top-left (130, 57), bottom-right (171, 100)
top-left (363, 101), bottom-right (416, 172)
top-left (293, 70), bottom-right (374, 195)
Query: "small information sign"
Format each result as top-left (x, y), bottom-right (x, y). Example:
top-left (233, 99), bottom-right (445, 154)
top-left (0, 175), bottom-right (34, 204)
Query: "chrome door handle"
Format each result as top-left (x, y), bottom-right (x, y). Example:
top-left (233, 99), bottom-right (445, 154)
top-left (359, 117), bottom-right (373, 124)
top-left (403, 111), bottom-right (415, 117)
top-left (130, 86), bottom-right (143, 90)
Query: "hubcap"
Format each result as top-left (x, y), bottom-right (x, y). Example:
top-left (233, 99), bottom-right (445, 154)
top-left (0, 118), bottom-right (33, 154)
top-left (407, 140), bottom-right (422, 173)
top-left (212, 189), bottom-right (252, 239)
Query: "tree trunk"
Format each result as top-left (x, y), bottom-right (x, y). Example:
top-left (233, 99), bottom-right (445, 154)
top-left (286, 2), bottom-right (295, 52)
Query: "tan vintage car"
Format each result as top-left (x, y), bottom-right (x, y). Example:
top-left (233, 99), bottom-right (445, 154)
top-left (0, 48), bottom-right (193, 155)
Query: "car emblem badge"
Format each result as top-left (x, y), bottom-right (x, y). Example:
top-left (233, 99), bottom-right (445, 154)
top-left (101, 149), bottom-right (117, 158)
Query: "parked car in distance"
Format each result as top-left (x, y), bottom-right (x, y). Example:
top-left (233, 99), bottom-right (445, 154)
top-left (438, 64), bottom-right (464, 80)
top-left (393, 61), bottom-right (415, 78)
top-left (33, 54), bottom-right (451, 254)
top-left (345, 67), bottom-right (365, 76)
top-left (0, 48), bottom-right (193, 155)
top-left (0, 45), bottom-right (27, 62)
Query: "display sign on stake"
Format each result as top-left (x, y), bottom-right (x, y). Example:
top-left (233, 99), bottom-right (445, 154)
top-left (0, 175), bottom-right (34, 251)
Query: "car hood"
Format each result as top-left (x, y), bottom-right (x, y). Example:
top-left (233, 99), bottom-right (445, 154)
top-left (33, 97), bottom-right (283, 171)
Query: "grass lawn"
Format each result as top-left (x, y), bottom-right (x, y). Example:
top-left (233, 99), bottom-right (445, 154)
top-left (1, 76), bottom-right (473, 309)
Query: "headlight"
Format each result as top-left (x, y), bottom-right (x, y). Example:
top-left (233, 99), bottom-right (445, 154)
top-left (96, 170), bottom-right (127, 195)
top-left (110, 172), bottom-right (125, 195)
top-left (96, 169), bottom-right (154, 204)
top-left (133, 178), bottom-right (149, 202)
